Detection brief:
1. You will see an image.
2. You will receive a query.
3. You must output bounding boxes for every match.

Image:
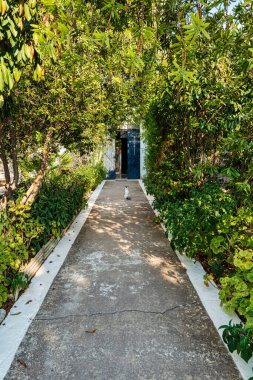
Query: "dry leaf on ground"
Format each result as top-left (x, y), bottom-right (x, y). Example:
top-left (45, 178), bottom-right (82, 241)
top-left (18, 359), bottom-right (28, 368)
top-left (85, 328), bottom-right (97, 333)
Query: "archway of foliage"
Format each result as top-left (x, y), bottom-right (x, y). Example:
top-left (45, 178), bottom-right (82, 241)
top-left (1, 0), bottom-right (253, 367)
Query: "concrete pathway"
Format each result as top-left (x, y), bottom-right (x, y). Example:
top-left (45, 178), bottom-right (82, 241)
top-left (5, 181), bottom-right (240, 380)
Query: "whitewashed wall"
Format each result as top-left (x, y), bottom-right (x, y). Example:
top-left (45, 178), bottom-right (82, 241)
top-left (103, 138), bottom-right (115, 174)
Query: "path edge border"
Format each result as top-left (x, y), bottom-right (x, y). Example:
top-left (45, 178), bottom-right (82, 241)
top-left (139, 179), bottom-right (253, 380)
top-left (0, 180), bottom-right (106, 380)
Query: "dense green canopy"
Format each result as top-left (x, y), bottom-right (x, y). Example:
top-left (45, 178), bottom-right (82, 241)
top-left (0, 0), bottom-right (253, 366)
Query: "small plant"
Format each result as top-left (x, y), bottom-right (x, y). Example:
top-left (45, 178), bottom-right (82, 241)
top-left (219, 321), bottom-right (253, 363)
top-left (0, 203), bottom-right (43, 306)
top-left (6, 273), bottom-right (29, 301)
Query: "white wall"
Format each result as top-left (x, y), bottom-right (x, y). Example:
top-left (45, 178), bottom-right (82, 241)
top-left (103, 138), bottom-right (115, 174)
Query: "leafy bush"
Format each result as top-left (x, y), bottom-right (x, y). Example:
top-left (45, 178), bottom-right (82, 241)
top-left (0, 203), bottom-right (44, 305)
top-left (154, 184), bottom-right (237, 268)
top-left (143, 75), bottom-right (253, 362)
top-left (149, 184), bottom-right (253, 362)
top-left (30, 177), bottom-right (81, 245)
top-left (31, 162), bottom-right (105, 245)
top-left (0, 162), bottom-right (105, 307)
top-left (145, 172), bottom-right (253, 362)
top-left (220, 249), bottom-right (253, 327)
top-left (220, 321), bottom-right (253, 364)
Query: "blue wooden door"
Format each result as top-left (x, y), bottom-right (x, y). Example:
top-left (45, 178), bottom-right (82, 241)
top-left (128, 129), bottom-right (140, 179)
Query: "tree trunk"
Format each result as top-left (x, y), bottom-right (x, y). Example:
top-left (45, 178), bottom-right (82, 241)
top-left (197, 1), bottom-right (202, 18)
top-left (20, 130), bottom-right (53, 206)
top-left (137, 1), bottom-right (145, 54)
top-left (0, 124), bottom-right (11, 183)
top-left (0, 123), bottom-right (12, 210)
top-left (224, 1), bottom-right (229, 30)
top-left (10, 126), bottom-right (19, 190)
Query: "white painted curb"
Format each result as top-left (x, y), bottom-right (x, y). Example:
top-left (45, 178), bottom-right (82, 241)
top-left (139, 180), bottom-right (253, 380)
top-left (0, 180), bottom-right (106, 380)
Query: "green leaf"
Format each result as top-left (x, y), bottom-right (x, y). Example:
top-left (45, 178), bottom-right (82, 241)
top-left (13, 67), bottom-right (21, 82)
top-left (24, 3), bottom-right (31, 21)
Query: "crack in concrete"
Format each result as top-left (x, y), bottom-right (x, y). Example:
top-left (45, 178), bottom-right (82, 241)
top-left (35, 302), bottom-right (198, 321)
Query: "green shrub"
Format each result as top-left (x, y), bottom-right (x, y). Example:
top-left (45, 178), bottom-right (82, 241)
top-left (31, 162), bottom-right (105, 246)
top-left (0, 203), bottom-right (44, 305)
top-left (155, 183), bottom-right (237, 266)
top-left (0, 162), bottom-right (105, 307)
top-left (220, 321), bottom-right (253, 363)
top-left (217, 207), bottom-right (253, 333)
top-left (220, 247), bottom-right (253, 328)
top-left (150, 181), bottom-right (253, 362)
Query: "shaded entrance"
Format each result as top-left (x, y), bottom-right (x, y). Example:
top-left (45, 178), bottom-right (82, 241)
top-left (115, 130), bottom-right (140, 179)
top-left (121, 131), bottom-right (128, 178)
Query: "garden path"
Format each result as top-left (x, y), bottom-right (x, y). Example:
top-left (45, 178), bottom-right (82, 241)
top-left (5, 180), bottom-right (241, 379)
